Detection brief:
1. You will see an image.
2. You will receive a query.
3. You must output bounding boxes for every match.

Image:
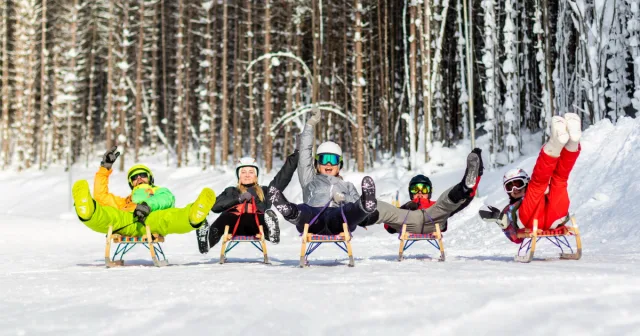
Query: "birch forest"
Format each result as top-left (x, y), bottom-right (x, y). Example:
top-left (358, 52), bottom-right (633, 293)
top-left (0, 0), bottom-right (638, 173)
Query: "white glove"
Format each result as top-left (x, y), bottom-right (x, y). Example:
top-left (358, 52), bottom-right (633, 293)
top-left (479, 205), bottom-right (509, 229)
top-left (307, 106), bottom-right (322, 126)
top-left (332, 192), bottom-right (346, 204)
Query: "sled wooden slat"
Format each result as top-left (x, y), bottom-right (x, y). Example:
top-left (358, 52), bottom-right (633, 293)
top-left (515, 217), bottom-right (582, 263)
top-left (300, 223), bottom-right (354, 268)
top-left (104, 224), bottom-right (168, 268)
top-left (398, 223), bottom-right (445, 262)
top-left (219, 225), bottom-right (269, 265)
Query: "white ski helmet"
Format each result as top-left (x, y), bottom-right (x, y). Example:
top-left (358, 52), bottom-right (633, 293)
top-left (236, 157), bottom-right (259, 179)
top-left (316, 141), bottom-right (343, 157)
top-left (503, 168), bottom-right (530, 191)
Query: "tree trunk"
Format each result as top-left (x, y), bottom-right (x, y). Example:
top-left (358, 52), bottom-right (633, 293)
top-left (38, 0), bottom-right (48, 169)
top-left (175, 0), bottom-right (185, 167)
top-left (209, 0), bottom-right (218, 166)
top-left (247, 0), bottom-right (256, 158)
top-left (134, 0), bottom-right (145, 162)
top-left (263, 0), bottom-right (272, 172)
top-left (221, 1), bottom-right (229, 165)
top-left (354, 0), bottom-right (364, 172)
top-left (105, 1), bottom-right (115, 151)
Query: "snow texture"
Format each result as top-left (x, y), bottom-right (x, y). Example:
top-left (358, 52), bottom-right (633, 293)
top-left (1, 118), bottom-right (640, 334)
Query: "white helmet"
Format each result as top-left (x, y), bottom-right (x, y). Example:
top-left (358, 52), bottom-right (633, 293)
top-left (316, 141), bottom-right (342, 156)
top-left (236, 157), bottom-right (259, 179)
top-left (503, 168), bottom-right (530, 192)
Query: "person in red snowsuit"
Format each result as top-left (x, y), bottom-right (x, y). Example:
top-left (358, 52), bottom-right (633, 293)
top-left (480, 113), bottom-right (582, 243)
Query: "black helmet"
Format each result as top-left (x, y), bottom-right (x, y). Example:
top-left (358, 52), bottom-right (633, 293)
top-left (408, 174), bottom-right (432, 199)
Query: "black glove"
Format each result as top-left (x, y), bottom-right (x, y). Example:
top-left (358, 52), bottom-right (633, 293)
top-left (403, 201), bottom-right (419, 211)
top-left (101, 146), bottom-right (120, 170)
top-left (472, 148), bottom-right (484, 177)
top-left (479, 205), bottom-right (501, 223)
top-left (133, 203), bottom-right (151, 224)
top-left (238, 192), bottom-right (253, 203)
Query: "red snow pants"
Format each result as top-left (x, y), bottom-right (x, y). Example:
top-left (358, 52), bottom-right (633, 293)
top-left (518, 147), bottom-right (580, 230)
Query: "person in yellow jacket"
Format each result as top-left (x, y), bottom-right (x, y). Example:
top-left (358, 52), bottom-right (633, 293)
top-left (72, 146), bottom-right (216, 237)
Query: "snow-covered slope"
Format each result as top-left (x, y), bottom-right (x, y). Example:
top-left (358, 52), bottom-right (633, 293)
top-left (1, 118), bottom-right (639, 335)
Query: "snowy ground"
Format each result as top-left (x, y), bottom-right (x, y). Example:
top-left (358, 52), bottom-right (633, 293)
top-left (1, 118), bottom-right (640, 335)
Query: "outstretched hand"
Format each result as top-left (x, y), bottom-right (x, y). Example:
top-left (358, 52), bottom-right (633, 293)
top-left (101, 146), bottom-right (120, 170)
top-left (307, 105), bottom-right (322, 127)
top-left (478, 205), bottom-right (501, 223)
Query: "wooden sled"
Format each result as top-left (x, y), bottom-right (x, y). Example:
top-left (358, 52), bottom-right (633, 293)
top-left (515, 216), bottom-right (582, 263)
top-left (219, 225), bottom-right (269, 264)
top-left (300, 222), bottom-right (354, 268)
top-left (105, 225), bottom-right (168, 267)
top-left (398, 223), bottom-right (445, 262)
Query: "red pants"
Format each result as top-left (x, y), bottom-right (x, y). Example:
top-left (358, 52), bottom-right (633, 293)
top-left (518, 147), bottom-right (580, 230)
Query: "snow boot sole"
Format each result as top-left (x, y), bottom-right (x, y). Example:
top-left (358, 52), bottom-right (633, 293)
top-left (264, 209), bottom-right (280, 244)
top-left (464, 152), bottom-right (480, 189)
top-left (360, 176), bottom-right (377, 213)
top-left (189, 188), bottom-right (216, 225)
top-left (269, 186), bottom-right (298, 220)
top-left (196, 220), bottom-right (210, 254)
top-left (72, 180), bottom-right (94, 221)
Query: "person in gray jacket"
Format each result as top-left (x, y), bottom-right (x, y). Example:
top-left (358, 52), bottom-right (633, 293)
top-left (268, 108), bottom-right (377, 234)
top-left (269, 107), bottom-right (481, 235)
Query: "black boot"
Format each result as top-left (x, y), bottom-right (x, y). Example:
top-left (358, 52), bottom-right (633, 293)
top-left (360, 176), bottom-right (377, 213)
top-left (268, 186), bottom-right (299, 220)
top-left (195, 220), bottom-right (210, 254)
top-left (462, 150), bottom-right (481, 190)
top-left (264, 209), bottom-right (280, 244)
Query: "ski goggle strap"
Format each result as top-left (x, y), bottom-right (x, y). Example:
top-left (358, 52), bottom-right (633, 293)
top-left (504, 178), bottom-right (526, 193)
top-left (409, 183), bottom-right (431, 194)
top-left (315, 153), bottom-right (342, 166)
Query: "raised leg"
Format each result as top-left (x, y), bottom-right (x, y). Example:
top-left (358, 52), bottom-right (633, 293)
top-left (343, 223), bottom-right (354, 267)
top-left (219, 225), bottom-right (230, 264)
top-left (299, 223), bottom-right (309, 268)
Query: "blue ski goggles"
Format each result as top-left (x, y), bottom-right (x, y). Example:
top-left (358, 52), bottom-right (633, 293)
top-left (315, 153), bottom-right (342, 166)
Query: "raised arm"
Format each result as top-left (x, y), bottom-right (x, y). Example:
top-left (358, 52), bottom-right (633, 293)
top-left (297, 124), bottom-right (317, 188)
top-left (93, 167), bottom-right (128, 209)
top-left (268, 150), bottom-right (299, 191)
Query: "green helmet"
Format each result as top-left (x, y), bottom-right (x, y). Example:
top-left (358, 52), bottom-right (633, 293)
top-left (127, 164), bottom-right (154, 189)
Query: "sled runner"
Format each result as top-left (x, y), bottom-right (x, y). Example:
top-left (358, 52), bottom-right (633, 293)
top-left (105, 225), bottom-right (168, 267)
top-left (219, 199), bottom-right (269, 264)
top-left (299, 202), bottom-right (355, 268)
top-left (397, 223), bottom-right (445, 262)
top-left (514, 216), bottom-right (582, 263)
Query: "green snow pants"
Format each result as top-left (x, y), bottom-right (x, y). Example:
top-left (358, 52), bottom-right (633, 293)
top-left (79, 202), bottom-right (197, 237)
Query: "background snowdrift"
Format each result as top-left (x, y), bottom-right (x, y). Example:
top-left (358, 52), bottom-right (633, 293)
top-left (1, 117), bottom-right (639, 335)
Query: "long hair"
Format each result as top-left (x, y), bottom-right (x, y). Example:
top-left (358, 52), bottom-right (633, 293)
top-left (237, 183), bottom-right (265, 202)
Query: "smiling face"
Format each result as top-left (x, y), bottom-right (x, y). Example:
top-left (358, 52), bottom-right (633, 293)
top-left (239, 167), bottom-right (258, 185)
top-left (508, 187), bottom-right (526, 199)
top-left (130, 173), bottom-right (150, 187)
top-left (412, 193), bottom-right (430, 200)
top-left (317, 163), bottom-right (340, 176)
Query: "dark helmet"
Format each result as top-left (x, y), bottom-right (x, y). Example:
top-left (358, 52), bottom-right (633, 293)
top-left (408, 174), bottom-right (432, 199)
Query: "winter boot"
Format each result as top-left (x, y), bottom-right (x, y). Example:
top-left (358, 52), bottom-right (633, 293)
top-left (264, 209), bottom-right (280, 244)
top-left (72, 180), bottom-right (95, 221)
top-left (189, 188), bottom-right (216, 226)
top-left (462, 151), bottom-right (481, 190)
top-left (360, 176), bottom-right (377, 213)
top-left (543, 116), bottom-right (570, 157)
top-left (195, 220), bottom-right (210, 254)
top-left (564, 112), bottom-right (581, 152)
top-left (268, 186), bottom-right (299, 220)
top-left (208, 225), bottom-right (223, 248)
